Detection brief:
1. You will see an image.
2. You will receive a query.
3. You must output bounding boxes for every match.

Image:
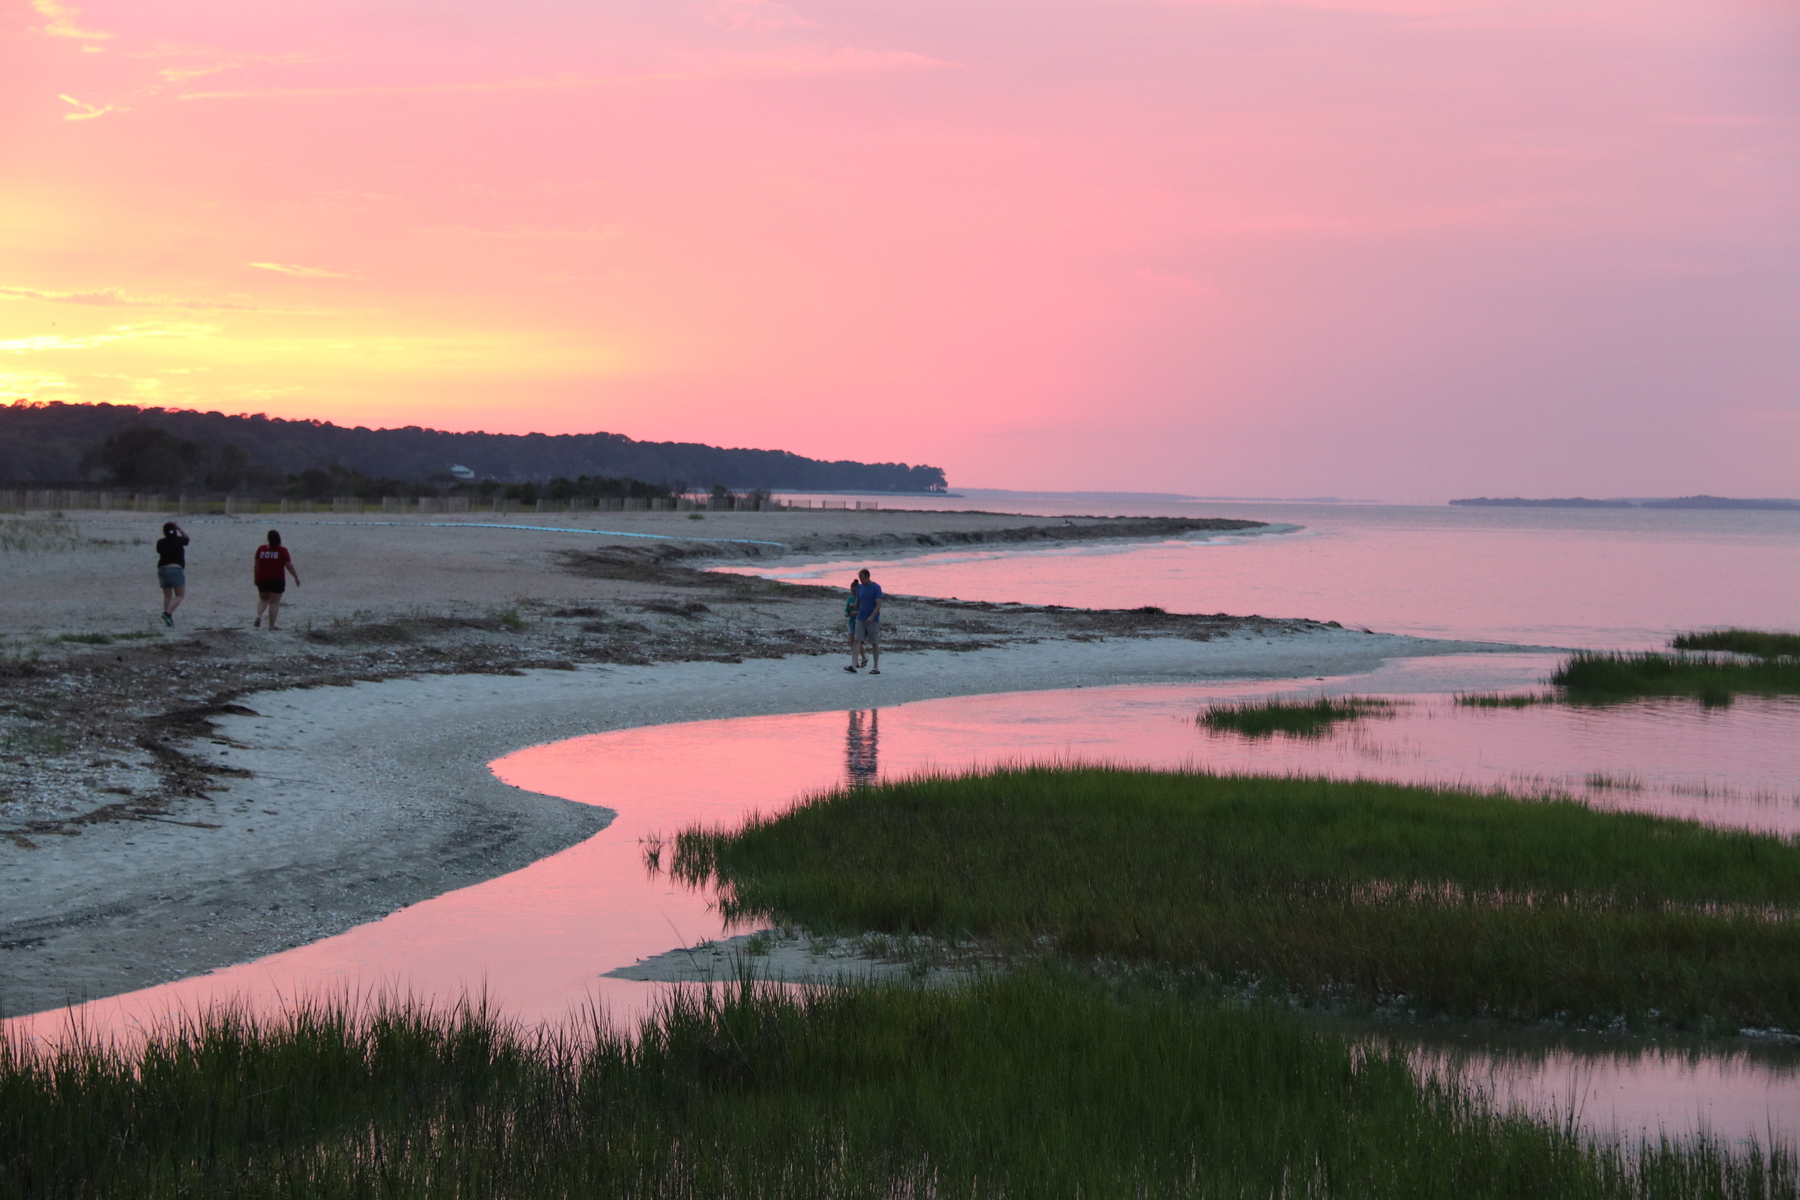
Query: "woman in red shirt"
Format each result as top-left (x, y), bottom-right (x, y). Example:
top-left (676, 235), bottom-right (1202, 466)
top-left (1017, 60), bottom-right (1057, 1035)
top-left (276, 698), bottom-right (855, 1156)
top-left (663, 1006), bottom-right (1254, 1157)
top-left (253, 529), bottom-right (301, 629)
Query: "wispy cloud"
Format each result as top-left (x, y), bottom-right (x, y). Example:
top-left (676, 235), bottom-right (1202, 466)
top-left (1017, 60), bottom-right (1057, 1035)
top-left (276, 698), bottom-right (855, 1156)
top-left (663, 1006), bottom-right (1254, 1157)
top-left (58, 94), bottom-right (118, 121)
top-left (180, 47), bottom-right (957, 101)
top-left (33, 0), bottom-right (110, 43)
top-left (0, 324), bottom-right (218, 353)
top-left (148, 51), bottom-right (319, 84)
top-left (0, 371), bottom-right (76, 397)
top-left (0, 285), bottom-right (261, 310)
top-left (247, 262), bottom-right (354, 279)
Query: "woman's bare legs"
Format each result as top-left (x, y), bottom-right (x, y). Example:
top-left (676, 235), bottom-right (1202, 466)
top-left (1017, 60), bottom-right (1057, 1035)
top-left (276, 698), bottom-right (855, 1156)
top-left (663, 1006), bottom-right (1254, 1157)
top-left (162, 586), bottom-right (184, 617)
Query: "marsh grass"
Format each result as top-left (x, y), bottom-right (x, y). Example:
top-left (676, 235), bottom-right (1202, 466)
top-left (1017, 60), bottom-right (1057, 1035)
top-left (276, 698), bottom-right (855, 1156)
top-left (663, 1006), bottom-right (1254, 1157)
top-left (677, 766), bottom-right (1800, 1031)
top-left (1672, 629), bottom-right (1800, 659)
top-left (1553, 651), bottom-right (1800, 702)
top-left (3, 975), bottom-right (1792, 1199)
top-left (1200, 695), bottom-right (1396, 738)
top-left (1458, 691), bottom-right (1558, 708)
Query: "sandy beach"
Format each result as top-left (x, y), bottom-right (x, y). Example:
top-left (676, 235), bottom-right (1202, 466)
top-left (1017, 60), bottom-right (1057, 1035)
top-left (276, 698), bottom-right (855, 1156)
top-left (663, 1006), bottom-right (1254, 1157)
top-left (2, 508), bottom-right (1520, 1016)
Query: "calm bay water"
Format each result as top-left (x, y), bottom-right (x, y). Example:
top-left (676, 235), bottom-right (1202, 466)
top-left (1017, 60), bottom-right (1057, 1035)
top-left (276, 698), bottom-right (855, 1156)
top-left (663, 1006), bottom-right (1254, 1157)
top-left (735, 502), bottom-right (1800, 649)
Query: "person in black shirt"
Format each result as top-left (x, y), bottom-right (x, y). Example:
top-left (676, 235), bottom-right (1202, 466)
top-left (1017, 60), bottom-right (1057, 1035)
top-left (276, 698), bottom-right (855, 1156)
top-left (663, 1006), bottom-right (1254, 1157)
top-left (155, 521), bottom-right (189, 626)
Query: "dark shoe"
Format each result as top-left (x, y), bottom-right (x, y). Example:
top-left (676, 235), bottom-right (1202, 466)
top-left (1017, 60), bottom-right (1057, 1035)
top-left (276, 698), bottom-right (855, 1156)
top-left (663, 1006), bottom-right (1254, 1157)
top-left (869, 668), bottom-right (880, 675)
top-left (161, 612), bottom-right (174, 627)
top-left (254, 616), bottom-right (261, 628)
top-left (844, 665), bottom-right (858, 672)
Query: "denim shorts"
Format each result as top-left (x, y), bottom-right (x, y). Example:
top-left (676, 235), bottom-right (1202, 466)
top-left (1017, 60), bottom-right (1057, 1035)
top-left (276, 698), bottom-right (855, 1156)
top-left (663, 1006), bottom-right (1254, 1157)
top-left (157, 565), bottom-right (185, 589)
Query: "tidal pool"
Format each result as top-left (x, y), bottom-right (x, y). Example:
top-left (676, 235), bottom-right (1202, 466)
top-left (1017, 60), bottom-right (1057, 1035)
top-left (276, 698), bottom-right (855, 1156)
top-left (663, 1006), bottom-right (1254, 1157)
top-left (12, 657), bottom-right (1800, 1145)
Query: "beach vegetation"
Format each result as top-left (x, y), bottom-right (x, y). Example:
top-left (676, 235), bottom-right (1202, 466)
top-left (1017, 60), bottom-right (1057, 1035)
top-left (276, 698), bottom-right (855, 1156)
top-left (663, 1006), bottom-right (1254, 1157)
top-left (1456, 691), bottom-right (1557, 707)
top-left (1671, 629), bottom-right (1800, 659)
top-left (676, 765), bottom-right (1800, 1032)
top-left (3, 975), bottom-right (1793, 1199)
top-left (1, 725), bottom-right (71, 755)
top-left (0, 518), bottom-right (82, 554)
top-left (1200, 695), bottom-right (1396, 737)
top-left (53, 631), bottom-right (159, 647)
top-left (1552, 650), bottom-right (1800, 702)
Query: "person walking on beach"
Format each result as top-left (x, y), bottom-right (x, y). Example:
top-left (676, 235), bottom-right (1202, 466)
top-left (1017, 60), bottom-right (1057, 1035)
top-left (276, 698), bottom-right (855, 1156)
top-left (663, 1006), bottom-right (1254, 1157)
top-left (855, 567), bottom-right (883, 675)
top-left (844, 578), bottom-right (865, 672)
top-left (253, 530), bottom-right (300, 630)
top-left (155, 521), bottom-right (189, 627)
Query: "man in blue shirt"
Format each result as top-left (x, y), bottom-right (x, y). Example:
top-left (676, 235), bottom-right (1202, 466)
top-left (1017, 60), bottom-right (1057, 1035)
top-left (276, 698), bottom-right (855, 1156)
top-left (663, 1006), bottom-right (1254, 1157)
top-left (854, 567), bottom-right (883, 675)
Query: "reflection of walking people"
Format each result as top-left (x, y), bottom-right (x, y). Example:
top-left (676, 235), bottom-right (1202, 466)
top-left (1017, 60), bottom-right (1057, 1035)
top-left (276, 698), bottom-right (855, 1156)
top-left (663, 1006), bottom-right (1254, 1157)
top-left (855, 567), bottom-right (883, 675)
top-left (844, 578), bottom-right (865, 672)
top-left (845, 708), bottom-right (879, 786)
top-left (253, 530), bottom-right (300, 630)
top-left (155, 521), bottom-right (188, 627)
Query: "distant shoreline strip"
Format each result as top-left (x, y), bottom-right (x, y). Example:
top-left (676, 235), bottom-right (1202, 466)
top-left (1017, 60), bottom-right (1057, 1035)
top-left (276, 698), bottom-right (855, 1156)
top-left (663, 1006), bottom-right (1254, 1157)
top-left (309, 520), bottom-right (785, 547)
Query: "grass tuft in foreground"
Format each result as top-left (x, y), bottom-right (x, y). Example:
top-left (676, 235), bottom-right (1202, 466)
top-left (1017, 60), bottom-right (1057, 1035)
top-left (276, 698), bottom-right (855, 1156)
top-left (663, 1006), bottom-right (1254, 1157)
top-left (1200, 694), bottom-right (1395, 737)
top-left (55, 631), bottom-right (160, 646)
top-left (677, 766), bottom-right (1800, 1032)
top-left (4, 975), bottom-right (1794, 1199)
top-left (1671, 629), bottom-right (1800, 659)
top-left (1552, 650), bottom-right (1800, 703)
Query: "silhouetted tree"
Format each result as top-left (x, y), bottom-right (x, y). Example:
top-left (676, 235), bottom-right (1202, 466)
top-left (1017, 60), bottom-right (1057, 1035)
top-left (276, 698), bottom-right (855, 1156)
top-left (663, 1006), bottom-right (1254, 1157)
top-left (82, 427), bottom-right (204, 488)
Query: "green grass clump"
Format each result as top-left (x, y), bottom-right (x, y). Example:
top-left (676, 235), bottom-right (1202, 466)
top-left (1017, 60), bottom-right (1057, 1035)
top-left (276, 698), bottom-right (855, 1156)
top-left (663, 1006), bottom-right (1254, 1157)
top-left (1553, 650), bottom-right (1800, 702)
top-left (55, 631), bottom-right (159, 646)
top-left (0, 727), bottom-right (70, 756)
top-left (1672, 629), bottom-right (1800, 659)
top-left (1457, 691), bottom-right (1556, 708)
top-left (3, 976), bottom-right (1791, 1199)
top-left (1200, 694), bottom-right (1395, 737)
top-left (677, 766), bottom-right (1800, 1031)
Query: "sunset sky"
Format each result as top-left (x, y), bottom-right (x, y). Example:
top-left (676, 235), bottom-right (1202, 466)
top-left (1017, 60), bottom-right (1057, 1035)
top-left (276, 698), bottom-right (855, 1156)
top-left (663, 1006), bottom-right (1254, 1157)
top-left (4, 0), bottom-right (1796, 498)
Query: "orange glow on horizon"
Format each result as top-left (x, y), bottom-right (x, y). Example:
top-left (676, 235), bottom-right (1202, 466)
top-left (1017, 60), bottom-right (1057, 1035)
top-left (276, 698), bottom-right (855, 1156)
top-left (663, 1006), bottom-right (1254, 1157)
top-left (3, 0), bottom-right (1796, 496)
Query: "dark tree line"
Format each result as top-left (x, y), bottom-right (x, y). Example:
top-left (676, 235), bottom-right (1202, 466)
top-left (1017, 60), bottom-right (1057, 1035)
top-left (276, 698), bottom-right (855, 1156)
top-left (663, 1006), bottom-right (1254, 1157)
top-left (0, 402), bottom-right (949, 493)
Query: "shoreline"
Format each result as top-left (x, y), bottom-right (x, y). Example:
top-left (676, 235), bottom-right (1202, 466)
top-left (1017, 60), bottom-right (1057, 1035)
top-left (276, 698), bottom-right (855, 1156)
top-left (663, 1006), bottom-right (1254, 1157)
top-left (2, 506), bottom-right (1542, 1018)
top-left (1, 623), bottom-right (1519, 1018)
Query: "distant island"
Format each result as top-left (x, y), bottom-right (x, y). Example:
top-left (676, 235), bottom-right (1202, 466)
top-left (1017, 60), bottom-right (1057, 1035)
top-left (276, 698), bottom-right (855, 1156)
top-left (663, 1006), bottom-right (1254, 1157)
top-left (1452, 496), bottom-right (1800, 511)
top-left (1451, 497), bottom-right (1634, 509)
top-left (0, 401), bottom-right (947, 494)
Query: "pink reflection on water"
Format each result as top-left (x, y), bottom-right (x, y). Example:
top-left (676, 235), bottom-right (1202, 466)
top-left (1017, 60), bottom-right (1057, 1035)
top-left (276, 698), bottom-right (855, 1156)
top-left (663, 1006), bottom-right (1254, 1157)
top-left (10, 675), bottom-right (1800, 1141)
top-left (1404, 1039), bottom-right (1800, 1146)
top-left (717, 505), bottom-right (1800, 650)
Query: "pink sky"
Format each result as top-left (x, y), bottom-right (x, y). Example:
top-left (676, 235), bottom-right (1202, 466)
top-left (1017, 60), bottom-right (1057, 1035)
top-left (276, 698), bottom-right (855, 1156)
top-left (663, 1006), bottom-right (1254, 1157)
top-left (3, 0), bottom-right (1796, 498)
